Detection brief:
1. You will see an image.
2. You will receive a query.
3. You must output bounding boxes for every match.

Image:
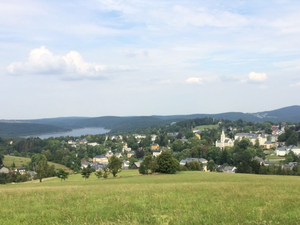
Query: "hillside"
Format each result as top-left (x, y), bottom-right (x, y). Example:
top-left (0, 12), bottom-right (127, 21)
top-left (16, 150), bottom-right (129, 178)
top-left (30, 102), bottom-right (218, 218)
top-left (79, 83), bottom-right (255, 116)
top-left (1, 105), bottom-right (300, 137)
top-left (3, 155), bottom-right (72, 172)
top-left (0, 171), bottom-right (300, 224)
top-left (0, 122), bottom-right (70, 137)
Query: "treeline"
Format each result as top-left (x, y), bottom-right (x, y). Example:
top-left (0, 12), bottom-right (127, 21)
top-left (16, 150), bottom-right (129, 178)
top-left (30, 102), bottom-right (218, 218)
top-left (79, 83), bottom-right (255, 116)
top-left (0, 122), bottom-right (69, 137)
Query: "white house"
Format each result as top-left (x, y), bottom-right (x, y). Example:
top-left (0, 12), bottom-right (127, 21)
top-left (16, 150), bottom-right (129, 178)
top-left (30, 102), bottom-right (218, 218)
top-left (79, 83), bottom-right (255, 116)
top-left (216, 130), bottom-right (234, 149)
top-left (235, 133), bottom-right (268, 146)
top-left (152, 150), bottom-right (162, 157)
top-left (275, 145), bottom-right (300, 156)
top-left (87, 142), bottom-right (99, 146)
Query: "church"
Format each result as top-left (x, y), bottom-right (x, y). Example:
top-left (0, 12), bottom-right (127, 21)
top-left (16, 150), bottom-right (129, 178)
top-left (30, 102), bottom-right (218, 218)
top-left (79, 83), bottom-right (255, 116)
top-left (216, 130), bottom-right (234, 149)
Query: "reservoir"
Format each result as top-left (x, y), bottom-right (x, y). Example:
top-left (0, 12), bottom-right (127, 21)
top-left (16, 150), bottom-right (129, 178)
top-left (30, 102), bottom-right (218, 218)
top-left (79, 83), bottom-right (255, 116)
top-left (32, 127), bottom-right (110, 139)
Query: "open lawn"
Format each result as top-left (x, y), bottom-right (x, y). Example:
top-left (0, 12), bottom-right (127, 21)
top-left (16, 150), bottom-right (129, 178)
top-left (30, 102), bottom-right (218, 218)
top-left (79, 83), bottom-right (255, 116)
top-left (194, 124), bottom-right (219, 130)
top-left (3, 155), bottom-right (72, 172)
top-left (1, 170), bottom-right (300, 224)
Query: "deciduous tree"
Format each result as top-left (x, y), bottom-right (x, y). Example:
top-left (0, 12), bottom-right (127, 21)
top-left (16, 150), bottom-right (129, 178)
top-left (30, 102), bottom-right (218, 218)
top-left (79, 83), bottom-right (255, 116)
top-left (108, 155), bottom-right (122, 177)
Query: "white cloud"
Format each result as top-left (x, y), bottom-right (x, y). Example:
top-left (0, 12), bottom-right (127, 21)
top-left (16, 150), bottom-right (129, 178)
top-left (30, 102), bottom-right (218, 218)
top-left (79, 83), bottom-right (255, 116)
top-left (248, 72), bottom-right (267, 83)
top-left (185, 77), bottom-right (203, 84)
top-left (7, 46), bottom-right (135, 80)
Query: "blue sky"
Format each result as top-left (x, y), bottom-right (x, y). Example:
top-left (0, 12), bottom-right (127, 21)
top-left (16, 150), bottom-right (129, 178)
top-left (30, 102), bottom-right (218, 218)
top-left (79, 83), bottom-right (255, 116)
top-left (0, 0), bottom-right (300, 119)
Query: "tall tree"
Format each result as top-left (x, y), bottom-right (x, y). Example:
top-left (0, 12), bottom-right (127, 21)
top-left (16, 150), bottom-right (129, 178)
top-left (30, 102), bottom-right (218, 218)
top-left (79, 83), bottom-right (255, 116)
top-left (108, 155), bottom-right (122, 177)
top-left (0, 154), bottom-right (4, 166)
top-left (36, 160), bottom-right (49, 183)
top-left (139, 155), bottom-right (153, 174)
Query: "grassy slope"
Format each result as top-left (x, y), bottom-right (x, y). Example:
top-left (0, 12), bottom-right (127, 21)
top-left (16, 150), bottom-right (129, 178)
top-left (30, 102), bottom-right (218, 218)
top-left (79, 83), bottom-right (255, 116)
top-left (3, 155), bottom-right (72, 172)
top-left (194, 124), bottom-right (219, 130)
top-left (1, 170), bottom-right (300, 224)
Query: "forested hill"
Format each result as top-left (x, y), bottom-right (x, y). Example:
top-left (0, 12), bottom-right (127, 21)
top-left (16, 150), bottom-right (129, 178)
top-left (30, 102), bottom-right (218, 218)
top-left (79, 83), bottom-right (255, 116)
top-left (0, 122), bottom-right (70, 138)
top-left (1, 105), bottom-right (300, 137)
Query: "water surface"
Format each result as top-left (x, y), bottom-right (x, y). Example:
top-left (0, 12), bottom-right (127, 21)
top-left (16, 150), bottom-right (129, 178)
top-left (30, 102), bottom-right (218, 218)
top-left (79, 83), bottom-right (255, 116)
top-left (32, 127), bottom-right (110, 139)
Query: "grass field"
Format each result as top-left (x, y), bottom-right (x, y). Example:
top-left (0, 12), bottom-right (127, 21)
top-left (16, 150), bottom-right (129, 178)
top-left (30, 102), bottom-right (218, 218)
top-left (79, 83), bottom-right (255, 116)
top-left (1, 170), bottom-right (300, 224)
top-left (3, 155), bottom-right (72, 172)
top-left (194, 124), bottom-right (219, 130)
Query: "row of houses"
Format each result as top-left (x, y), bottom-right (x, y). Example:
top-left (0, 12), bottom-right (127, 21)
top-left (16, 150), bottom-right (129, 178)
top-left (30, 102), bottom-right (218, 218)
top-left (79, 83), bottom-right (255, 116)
top-left (0, 166), bottom-right (36, 176)
top-left (179, 158), bottom-right (237, 173)
top-left (275, 145), bottom-right (300, 156)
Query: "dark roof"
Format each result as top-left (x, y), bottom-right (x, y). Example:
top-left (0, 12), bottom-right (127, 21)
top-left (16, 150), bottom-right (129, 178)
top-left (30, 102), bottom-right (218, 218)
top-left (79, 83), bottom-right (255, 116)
top-left (94, 155), bottom-right (106, 158)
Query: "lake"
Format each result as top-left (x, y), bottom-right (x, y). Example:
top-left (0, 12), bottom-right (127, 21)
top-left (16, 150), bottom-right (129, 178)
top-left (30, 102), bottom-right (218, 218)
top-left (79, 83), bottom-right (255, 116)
top-left (32, 127), bottom-right (110, 139)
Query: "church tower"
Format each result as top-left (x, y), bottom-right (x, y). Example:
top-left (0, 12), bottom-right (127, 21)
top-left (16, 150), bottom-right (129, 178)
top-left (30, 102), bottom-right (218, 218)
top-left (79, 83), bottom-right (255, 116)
top-left (221, 130), bottom-right (225, 143)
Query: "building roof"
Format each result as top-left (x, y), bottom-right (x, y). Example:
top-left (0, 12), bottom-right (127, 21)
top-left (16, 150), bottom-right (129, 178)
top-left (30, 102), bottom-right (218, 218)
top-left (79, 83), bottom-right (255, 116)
top-left (94, 155), bottom-right (106, 159)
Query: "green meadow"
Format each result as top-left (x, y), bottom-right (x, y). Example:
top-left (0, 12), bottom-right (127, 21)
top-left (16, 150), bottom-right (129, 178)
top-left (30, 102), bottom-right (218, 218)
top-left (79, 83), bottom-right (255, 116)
top-left (1, 170), bottom-right (300, 225)
top-left (194, 124), bottom-right (219, 130)
top-left (3, 155), bottom-right (71, 172)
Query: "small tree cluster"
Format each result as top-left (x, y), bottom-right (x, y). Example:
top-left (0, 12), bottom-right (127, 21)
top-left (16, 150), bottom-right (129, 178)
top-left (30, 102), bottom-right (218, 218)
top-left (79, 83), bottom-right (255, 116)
top-left (56, 169), bottom-right (69, 181)
top-left (139, 155), bottom-right (158, 174)
top-left (156, 151), bottom-right (179, 174)
top-left (185, 161), bottom-right (203, 171)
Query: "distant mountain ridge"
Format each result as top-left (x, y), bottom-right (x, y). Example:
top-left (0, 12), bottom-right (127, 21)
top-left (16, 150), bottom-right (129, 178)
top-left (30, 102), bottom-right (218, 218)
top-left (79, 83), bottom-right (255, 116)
top-left (1, 105), bottom-right (300, 137)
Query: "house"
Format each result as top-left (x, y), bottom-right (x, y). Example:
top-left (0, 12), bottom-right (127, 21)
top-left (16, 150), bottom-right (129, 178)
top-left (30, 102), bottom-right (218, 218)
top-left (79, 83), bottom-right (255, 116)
top-left (181, 139), bottom-right (188, 143)
top-left (263, 141), bottom-right (274, 149)
top-left (115, 153), bottom-right (122, 158)
top-left (134, 134), bottom-right (146, 139)
top-left (283, 162), bottom-right (294, 170)
top-left (123, 147), bottom-right (132, 152)
top-left (270, 135), bottom-right (278, 143)
top-left (68, 140), bottom-right (74, 145)
top-left (93, 155), bottom-right (108, 163)
top-left (235, 133), bottom-right (268, 146)
top-left (263, 161), bottom-right (276, 166)
top-left (79, 139), bottom-right (88, 145)
top-left (152, 149), bottom-right (162, 157)
top-left (127, 151), bottom-right (135, 158)
top-left (87, 142), bottom-right (99, 146)
top-left (0, 166), bottom-right (9, 174)
top-left (15, 167), bottom-right (26, 175)
top-left (28, 171), bottom-right (36, 178)
top-left (216, 130), bottom-right (234, 149)
top-left (105, 150), bottom-right (114, 158)
top-left (179, 158), bottom-right (208, 171)
top-left (131, 161), bottom-right (142, 169)
top-left (151, 134), bottom-right (157, 142)
top-left (199, 158), bottom-right (208, 164)
top-left (275, 146), bottom-right (287, 156)
top-left (223, 166), bottom-right (236, 173)
top-left (254, 157), bottom-right (264, 165)
top-left (275, 145), bottom-right (300, 156)
top-left (287, 145), bottom-right (300, 155)
top-left (122, 160), bottom-right (129, 170)
top-left (151, 143), bottom-right (160, 150)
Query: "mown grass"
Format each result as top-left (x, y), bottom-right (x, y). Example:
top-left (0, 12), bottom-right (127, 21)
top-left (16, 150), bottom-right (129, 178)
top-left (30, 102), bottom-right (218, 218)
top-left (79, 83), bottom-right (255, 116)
top-left (1, 170), bottom-right (300, 224)
top-left (3, 155), bottom-right (71, 172)
top-left (194, 124), bottom-right (219, 130)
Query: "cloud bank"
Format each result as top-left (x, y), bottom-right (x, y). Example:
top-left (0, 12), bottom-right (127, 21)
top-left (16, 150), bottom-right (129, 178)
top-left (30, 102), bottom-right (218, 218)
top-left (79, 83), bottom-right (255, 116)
top-left (7, 46), bottom-right (135, 80)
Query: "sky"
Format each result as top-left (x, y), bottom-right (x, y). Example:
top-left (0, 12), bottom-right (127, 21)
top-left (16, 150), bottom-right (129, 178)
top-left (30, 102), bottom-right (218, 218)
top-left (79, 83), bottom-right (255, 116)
top-left (1, 0), bottom-right (300, 119)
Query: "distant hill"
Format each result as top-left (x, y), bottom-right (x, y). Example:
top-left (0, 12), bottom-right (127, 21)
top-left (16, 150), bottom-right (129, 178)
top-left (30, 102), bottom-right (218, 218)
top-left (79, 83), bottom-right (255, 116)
top-left (0, 122), bottom-right (70, 138)
top-left (1, 105), bottom-right (300, 137)
top-left (251, 105), bottom-right (300, 122)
